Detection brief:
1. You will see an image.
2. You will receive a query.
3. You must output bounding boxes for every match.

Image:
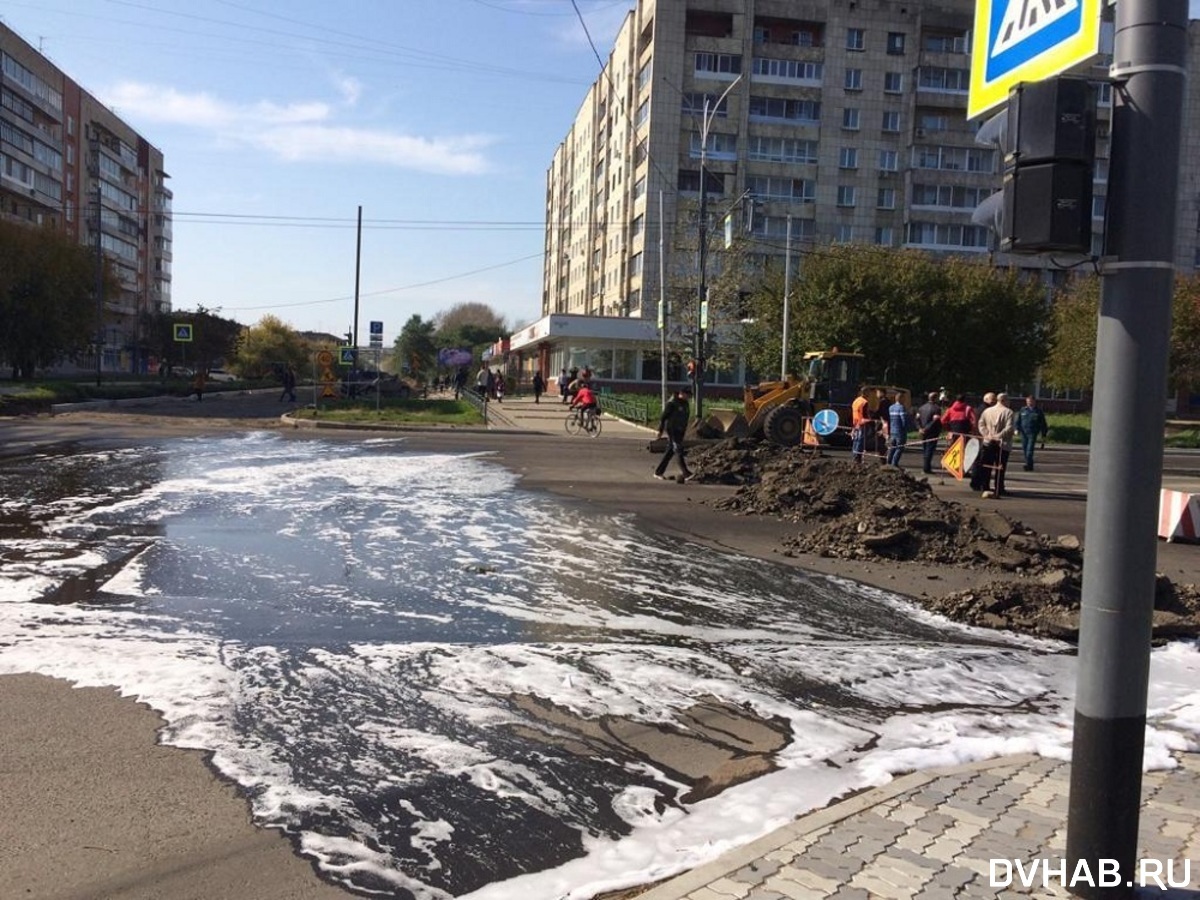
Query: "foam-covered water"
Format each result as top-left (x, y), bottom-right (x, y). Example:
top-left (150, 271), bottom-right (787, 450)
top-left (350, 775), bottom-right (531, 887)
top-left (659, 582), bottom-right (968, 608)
top-left (0, 432), bottom-right (1196, 899)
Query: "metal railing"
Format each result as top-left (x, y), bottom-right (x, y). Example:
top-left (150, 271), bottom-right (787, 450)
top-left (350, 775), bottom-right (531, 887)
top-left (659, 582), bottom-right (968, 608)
top-left (598, 391), bottom-right (650, 424)
top-left (459, 387), bottom-right (488, 425)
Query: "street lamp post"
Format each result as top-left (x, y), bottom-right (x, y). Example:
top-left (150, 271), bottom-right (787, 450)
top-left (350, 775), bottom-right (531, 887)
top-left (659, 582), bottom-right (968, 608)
top-left (693, 73), bottom-right (742, 422)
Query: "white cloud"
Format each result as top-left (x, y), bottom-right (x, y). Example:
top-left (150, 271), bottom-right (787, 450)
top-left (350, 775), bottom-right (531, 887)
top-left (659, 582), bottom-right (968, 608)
top-left (331, 73), bottom-right (363, 107)
top-left (100, 81), bottom-right (493, 175)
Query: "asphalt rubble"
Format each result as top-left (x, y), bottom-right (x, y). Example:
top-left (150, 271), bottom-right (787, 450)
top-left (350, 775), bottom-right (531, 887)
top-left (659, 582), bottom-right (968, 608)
top-left (684, 438), bottom-right (1200, 643)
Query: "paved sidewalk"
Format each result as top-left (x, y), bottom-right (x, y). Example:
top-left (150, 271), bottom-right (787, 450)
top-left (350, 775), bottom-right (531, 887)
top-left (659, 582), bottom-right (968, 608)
top-left (634, 753), bottom-right (1200, 900)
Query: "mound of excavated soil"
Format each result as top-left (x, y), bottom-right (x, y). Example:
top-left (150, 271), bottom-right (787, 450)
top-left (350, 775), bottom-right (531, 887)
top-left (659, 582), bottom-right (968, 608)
top-left (685, 439), bottom-right (1200, 642)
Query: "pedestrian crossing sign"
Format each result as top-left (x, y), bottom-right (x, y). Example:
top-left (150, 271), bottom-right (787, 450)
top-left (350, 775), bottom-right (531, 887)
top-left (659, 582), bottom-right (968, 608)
top-left (968, 0), bottom-right (1102, 119)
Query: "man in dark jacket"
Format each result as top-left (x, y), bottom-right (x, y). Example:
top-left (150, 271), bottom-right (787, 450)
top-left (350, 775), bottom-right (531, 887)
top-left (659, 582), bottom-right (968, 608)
top-left (654, 388), bottom-right (694, 481)
top-left (915, 391), bottom-right (942, 475)
top-left (1015, 395), bottom-right (1049, 471)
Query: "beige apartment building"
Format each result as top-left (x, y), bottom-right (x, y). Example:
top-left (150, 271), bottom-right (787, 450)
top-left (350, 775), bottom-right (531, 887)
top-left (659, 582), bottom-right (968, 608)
top-left (1, 22), bottom-right (172, 374)
top-left (541, 0), bottom-right (1200, 334)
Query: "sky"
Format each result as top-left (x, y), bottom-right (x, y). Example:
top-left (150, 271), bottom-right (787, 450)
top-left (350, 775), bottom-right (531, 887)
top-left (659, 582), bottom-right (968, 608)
top-left (2, 0), bottom-right (638, 343)
top-left (2, 433), bottom-right (1199, 897)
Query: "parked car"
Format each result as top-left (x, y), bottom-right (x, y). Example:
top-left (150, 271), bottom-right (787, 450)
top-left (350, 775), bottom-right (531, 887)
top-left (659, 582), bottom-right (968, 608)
top-left (207, 368), bottom-right (237, 383)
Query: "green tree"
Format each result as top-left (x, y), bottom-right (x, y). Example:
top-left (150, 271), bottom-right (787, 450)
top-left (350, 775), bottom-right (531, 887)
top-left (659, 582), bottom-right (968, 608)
top-left (231, 315), bottom-right (313, 378)
top-left (395, 314), bottom-right (438, 379)
top-left (432, 302), bottom-right (506, 360)
top-left (742, 245), bottom-right (1051, 393)
top-left (141, 306), bottom-right (244, 374)
top-left (0, 221), bottom-right (102, 379)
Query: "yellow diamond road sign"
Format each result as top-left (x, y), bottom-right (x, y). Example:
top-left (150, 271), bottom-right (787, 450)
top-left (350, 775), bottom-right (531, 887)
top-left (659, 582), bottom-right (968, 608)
top-left (968, 0), bottom-right (1102, 120)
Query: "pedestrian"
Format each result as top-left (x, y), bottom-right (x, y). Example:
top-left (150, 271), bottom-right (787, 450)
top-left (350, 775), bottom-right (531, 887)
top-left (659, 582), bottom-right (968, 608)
top-left (494, 370), bottom-right (505, 402)
top-left (557, 369), bottom-right (570, 404)
top-left (942, 393), bottom-right (976, 440)
top-left (978, 392), bottom-right (1015, 497)
top-left (1015, 394), bottom-right (1049, 471)
top-left (484, 368), bottom-right (495, 401)
top-left (850, 386), bottom-right (872, 465)
top-left (654, 387), bottom-right (694, 481)
top-left (190, 368), bottom-right (207, 402)
top-left (915, 391), bottom-right (943, 474)
top-left (476, 365), bottom-right (488, 399)
top-left (885, 393), bottom-right (912, 467)
top-left (532, 371), bottom-right (545, 404)
top-left (279, 364), bottom-right (297, 402)
top-left (970, 392), bottom-right (998, 491)
top-left (453, 367), bottom-right (467, 400)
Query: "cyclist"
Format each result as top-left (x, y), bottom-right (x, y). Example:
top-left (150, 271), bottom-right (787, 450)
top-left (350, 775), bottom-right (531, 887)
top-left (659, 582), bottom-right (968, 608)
top-left (570, 381), bottom-right (599, 428)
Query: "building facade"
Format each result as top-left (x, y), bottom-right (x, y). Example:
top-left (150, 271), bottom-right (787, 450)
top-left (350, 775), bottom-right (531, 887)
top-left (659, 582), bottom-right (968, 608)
top-left (2, 22), bottom-right (172, 374)
top-left (541, 0), bottom-right (1200, 327)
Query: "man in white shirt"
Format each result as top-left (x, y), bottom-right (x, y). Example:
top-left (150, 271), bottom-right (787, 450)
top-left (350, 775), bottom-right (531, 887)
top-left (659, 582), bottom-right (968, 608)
top-left (978, 392), bottom-right (1016, 497)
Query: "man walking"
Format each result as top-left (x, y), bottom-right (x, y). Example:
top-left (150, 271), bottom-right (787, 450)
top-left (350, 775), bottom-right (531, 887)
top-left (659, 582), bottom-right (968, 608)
top-left (915, 391), bottom-right (942, 475)
top-left (654, 387), bottom-right (694, 481)
top-left (885, 393), bottom-right (911, 467)
top-left (1015, 394), bottom-right (1049, 471)
top-left (532, 370), bottom-right (545, 404)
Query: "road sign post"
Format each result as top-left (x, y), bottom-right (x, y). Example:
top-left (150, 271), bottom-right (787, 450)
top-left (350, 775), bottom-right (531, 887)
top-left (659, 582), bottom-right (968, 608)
top-left (1064, 2), bottom-right (1188, 897)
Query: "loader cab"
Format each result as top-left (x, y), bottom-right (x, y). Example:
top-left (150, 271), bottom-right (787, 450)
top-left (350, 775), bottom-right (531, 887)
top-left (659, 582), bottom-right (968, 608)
top-left (803, 351), bottom-right (862, 406)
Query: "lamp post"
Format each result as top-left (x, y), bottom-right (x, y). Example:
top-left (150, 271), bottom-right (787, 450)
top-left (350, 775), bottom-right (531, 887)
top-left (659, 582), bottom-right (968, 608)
top-left (693, 73), bottom-right (742, 422)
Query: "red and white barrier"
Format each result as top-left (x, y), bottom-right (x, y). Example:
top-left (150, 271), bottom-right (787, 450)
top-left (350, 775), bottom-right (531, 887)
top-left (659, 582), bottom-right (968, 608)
top-left (1158, 489), bottom-right (1200, 542)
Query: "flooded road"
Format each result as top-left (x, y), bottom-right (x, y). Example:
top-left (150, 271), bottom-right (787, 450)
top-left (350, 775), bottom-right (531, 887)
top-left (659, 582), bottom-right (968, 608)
top-left (1, 430), bottom-right (1197, 900)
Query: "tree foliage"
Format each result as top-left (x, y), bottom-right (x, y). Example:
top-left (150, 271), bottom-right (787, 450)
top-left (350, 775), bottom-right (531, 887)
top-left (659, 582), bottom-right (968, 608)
top-left (0, 221), bottom-right (102, 379)
top-left (231, 314), bottom-right (313, 377)
top-left (1044, 272), bottom-right (1200, 396)
top-left (431, 301), bottom-right (506, 361)
top-left (395, 314), bottom-right (438, 378)
top-left (741, 245), bottom-right (1052, 394)
top-left (141, 306), bottom-right (244, 373)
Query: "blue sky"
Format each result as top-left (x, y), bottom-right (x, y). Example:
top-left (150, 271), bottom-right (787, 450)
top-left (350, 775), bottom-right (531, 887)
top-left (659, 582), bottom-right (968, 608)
top-left (3, 0), bottom-right (636, 342)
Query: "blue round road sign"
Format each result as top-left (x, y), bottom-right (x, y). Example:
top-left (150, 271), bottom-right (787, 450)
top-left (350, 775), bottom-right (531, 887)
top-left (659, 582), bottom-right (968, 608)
top-left (812, 408), bottom-right (839, 436)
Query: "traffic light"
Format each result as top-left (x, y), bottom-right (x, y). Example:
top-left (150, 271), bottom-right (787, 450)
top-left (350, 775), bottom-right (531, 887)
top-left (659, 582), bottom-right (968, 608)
top-left (973, 77), bottom-right (1097, 255)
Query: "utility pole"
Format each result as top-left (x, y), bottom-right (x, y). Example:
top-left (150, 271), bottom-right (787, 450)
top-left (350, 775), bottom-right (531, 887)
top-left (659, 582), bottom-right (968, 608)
top-left (352, 205), bottom-right (362, 356)
top-left (693, 74), bottom-right (741, 422)
top-left (1066, 1), bottom-right (1187, 897)
top-left (93, 171), bottom-right (103, 387)
top-left (781, 214), bottom-right (793, 381)
top-left (659, 190), bottom-right (668, 408)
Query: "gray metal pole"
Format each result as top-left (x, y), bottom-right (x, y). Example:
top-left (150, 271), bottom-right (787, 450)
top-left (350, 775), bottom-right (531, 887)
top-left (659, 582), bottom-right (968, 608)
top-left (1066, 1), bottom-right (1187, 896)
top-left (659, 190), bottom-right (668, 408)
top-left (781, 214), bottom-right (792, 381)
top-left (94, 178), bottom-right (103, 386)
top-left (695, 126), bottom-right (708, 421)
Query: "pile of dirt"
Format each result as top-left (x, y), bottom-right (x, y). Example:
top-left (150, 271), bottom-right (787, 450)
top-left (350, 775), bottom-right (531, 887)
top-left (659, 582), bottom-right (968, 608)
top-left (685, 439), bottom-right (1200, 642)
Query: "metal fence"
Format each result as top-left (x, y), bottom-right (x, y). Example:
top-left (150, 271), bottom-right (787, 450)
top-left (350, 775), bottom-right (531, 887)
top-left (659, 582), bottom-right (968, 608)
top-left (459, 387), bottom-right (488, 425)
top-left (598, 391), bottom-right (650, 425)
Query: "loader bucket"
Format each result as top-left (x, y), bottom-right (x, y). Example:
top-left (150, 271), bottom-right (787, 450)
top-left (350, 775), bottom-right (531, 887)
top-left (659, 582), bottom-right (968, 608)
top-left (705, 408), bottom-right (749, 438)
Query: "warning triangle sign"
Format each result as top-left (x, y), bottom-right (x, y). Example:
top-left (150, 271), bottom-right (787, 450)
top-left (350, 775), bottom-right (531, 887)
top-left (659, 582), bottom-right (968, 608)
top-left (941, 436), bottom-right (966, 480)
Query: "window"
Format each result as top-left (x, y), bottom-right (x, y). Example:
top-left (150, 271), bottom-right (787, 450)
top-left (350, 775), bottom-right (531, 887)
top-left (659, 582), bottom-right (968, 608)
top-left (1093, 195), bottom-right (1107, 219)
top-left (878, 149), bottom-right (898, 171)
top-left (922, 32), bottom-right (969, 53)
top-left (638, 60), bottom-right (653, 91)
top-left (630, 252), bottom-right (643, 276)
top-left (846, 28), bottom-right (865, 50)
top-left (677, 169), bottom-right (724, 194)
top-left (835, 224), bottom-right (855, 242)
top-left (636, 99), bottom-right (649, 127)
top-left (842, 108), bottom-right (860, 130)
top-left (634, 176), bottom-right (646, 199)
top-left (682, 93), bottom-right (729, 118)
top-left (911, 183), bottom-right (992, 209)
top-left (748, 96), bottom-right (821, 124)
top-left (750, 215), bottom-right (816, 239)
top-left (912, 145), bottom-right (995, 173)
top-left (695, 52), bottom-right (742, 75)
top-left (752, 57), bottom-right (823, 82)
top-left (884, 72), bottom-right (903, 93)
top-left (882, 110), bottom-right (901, 132)
top-left (837, 185), bottom-right (857, 207)
top-left (845, 68), bottom-right (863, 90)
top-left (917, 66), bottom-right (970, 92)
top-left (877, 187), bottom-right (896, 209)
top-left (689, 132), bottom-right (738, 160)
top-left (748, 175), bottom-right (815, 202)
top-left (839, 147), bottom-right (859, 169)
top-left (746, 136), bottom-right (818, 164)
top-left (631, 214), bottom-right (645, 239)
top-left (917, 113), bottom-right (951, 132)
top-left (887, 32), bottom-right (906, 54)
top-left (905, 221), bottom-right (990, 249)
top-left (874, 226), bottom-right (894, 245)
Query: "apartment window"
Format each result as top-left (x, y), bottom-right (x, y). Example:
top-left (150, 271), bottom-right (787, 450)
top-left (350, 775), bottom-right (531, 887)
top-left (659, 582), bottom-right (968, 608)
top-left (636, 99), bottom-right (650, 128)
top-left (695, 52), bottom-right (742, 75)
top-left (846, 28), bottom-right (865, 50)
top-left (923, 33), bottom-right (969, 54)
top-left (752, 57), bottom-right (823, 82)
top-left (67, 115), bottom-right (75, 137)
top-left (905, 221), bottom-right (990, 248)
top-left (689, 132), bottom-right (738, 160)
top-left (748, 175), bottom-right (815, 203)
top-left (631, 214), bottom-right (645, 239)
top-left (630, 252), bottom-right (643, 276)
top-left (842, 108), bottom-right (860, 130)
top-left (835, 224), bottom-right (855, 242)
top-left (837, 185), bottom-right (857, 207)
top-left (912, 145), bottom-right (995, 173)
top-left (1093, 195), bottom-right (1107, 219)
top-left (677, 169), bottom-right (724, 194)
top-left (638, 60), bottom-right (653, 91)
top-left (877, 187), bottom-right (896, 209)
top-left (918, 66), bottom-right (970, 92)
top-left (746, 136), bottom-right (818, 164)
top-left (887, 32), bottom-right (906, 55)
top-left (748, 96), bottom-right (821, 124)
top-left (878, 149), bottom-right (899, 171)
top-left (884, 72), bottom-right (903, 93)
top-left (911, 183), bottom-right (992, 209)
top-left (634, 176), bottom-right (646, 199)
top-left (839, 147), bottom-right (859, 169)
top-left (917, 113), bottom-right (951, 132)
top-left (845, 68), bottom-right (863, 90)
top-left (750, 215), bottom-right (816, 239)
top-left (874, 226), bottom-right (894, 246)
top-left (882, 110), bottom-right (901, 133)
top-left (682, 93), bottom-right (729, 118)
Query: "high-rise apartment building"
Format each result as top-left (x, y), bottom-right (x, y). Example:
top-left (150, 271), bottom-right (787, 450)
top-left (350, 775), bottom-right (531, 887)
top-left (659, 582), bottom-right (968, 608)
top-left (1, 22), bottom-right (172, 374)
top-left (541, 0), bottom-right (1200, 323)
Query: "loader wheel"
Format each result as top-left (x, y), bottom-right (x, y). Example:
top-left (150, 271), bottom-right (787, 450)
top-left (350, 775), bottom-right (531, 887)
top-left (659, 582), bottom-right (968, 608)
top-left (764, 406), bottom-right (804, 447)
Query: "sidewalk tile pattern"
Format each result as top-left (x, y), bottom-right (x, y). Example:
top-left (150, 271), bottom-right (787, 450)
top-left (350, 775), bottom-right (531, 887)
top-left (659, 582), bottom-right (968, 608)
top-left (634, 753), bottom-right (1200, 900)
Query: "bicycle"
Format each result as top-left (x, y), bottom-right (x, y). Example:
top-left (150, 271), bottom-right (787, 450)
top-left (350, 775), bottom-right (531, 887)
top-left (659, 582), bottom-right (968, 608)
top-left (565, 405), bottom-right (602, 437)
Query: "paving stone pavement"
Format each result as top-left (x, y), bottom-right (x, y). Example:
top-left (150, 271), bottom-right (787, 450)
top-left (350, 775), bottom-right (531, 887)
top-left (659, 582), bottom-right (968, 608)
top-left (633, 752), bottom-right (1200, 900)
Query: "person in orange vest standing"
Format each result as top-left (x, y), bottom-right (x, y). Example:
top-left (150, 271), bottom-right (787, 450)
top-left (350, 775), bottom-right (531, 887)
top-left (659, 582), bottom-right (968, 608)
top-left (850, 386), bottom-right (872, 465)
